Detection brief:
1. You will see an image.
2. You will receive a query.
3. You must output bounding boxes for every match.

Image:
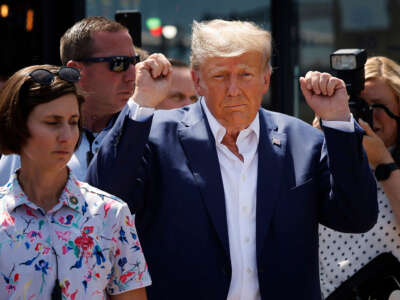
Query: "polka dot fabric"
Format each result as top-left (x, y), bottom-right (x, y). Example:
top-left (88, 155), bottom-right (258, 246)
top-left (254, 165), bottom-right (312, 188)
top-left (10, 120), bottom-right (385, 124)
top-left (319, 182), bottom-right (400, 298)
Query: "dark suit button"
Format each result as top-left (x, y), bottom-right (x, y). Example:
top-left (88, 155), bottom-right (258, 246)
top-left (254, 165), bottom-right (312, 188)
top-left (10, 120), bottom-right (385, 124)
top-left (258, 268), bottom-right (264, 274)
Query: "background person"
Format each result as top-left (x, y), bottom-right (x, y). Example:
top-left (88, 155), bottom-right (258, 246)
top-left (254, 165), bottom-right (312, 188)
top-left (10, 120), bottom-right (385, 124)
top-left (135, 46), bottom-right (150, 62)
top-left (155, 58), bottom-right (197, 110)
top-left (318, 56), bottom-right (400, 298)
top-left (87, 19), bottom-right (377, 300)
top-left (0, 64), bottom-right (150, 300)
top-left (0, 16), bottom-right (143, 183)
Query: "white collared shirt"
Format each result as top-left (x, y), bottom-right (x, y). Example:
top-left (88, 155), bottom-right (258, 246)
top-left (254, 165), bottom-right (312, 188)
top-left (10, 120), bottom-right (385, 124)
top-left (129, 97), bottom-right (262, 299)
top-left (201, 98), bottom-right (261, 300)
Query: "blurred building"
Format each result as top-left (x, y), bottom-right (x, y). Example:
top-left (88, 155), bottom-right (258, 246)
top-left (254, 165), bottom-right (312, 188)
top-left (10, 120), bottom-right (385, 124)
top-left (1, 0), bottom-right (399, 122)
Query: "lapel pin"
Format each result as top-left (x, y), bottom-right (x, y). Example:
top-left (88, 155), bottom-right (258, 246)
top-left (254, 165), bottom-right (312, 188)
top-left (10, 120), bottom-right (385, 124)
top-left (272, 137), bottom-right (281, 147)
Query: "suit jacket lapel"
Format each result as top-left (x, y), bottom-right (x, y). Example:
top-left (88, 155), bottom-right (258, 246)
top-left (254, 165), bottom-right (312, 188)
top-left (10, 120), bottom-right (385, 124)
top-left (177, 102), bottom-right (230, 257)
top-left (256, 110), bottom-right (287, 259)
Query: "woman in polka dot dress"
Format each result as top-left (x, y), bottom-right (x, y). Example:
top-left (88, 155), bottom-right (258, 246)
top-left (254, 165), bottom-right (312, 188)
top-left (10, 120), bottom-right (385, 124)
top-left (318, 56), bottom-right (400, 298)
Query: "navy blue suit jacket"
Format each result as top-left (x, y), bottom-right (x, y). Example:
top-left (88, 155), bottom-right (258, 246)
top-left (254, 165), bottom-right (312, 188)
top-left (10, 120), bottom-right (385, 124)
top-left (87, 101), bottom-right (378, 300)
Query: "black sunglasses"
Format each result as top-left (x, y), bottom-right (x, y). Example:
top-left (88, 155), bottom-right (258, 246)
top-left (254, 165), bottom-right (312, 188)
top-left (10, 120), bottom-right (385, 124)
top-left (29, 67), bottom-right (81, 85)
top-left (370, 103), bottom-right (400, 121)
top-left (78, 55), bottom-right (140, 72)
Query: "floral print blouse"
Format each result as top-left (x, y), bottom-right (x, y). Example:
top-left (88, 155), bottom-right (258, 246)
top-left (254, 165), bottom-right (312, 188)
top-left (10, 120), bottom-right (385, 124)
top-left (0, 172), bottom-right (151, 299)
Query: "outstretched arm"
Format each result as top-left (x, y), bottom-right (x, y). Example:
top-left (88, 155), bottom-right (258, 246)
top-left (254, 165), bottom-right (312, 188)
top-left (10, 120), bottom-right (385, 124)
top-left (300, 71), bottom-right (378, 232)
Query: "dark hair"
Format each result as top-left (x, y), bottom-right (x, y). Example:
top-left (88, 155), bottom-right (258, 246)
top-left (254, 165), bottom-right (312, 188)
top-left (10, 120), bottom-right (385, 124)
top-left (0, 65), bottom-right (85, 155)
top-left (60, 16), bottom-right (128, 65)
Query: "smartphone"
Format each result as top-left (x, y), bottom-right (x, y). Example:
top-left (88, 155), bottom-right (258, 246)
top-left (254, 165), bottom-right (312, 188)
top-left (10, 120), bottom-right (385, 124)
top-left (115, 10), bottom-right (142, 47)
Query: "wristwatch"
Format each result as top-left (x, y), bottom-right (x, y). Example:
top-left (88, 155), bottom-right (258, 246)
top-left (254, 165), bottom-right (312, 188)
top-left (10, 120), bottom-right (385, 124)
top-left (374, 163), bottom-right (399, 181)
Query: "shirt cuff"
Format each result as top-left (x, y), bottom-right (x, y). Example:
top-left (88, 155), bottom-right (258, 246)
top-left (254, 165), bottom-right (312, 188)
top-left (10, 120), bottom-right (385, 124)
top-left (128, 98), bottom-right (155, 121)
top-left (321, 114), bottom-right (355, 133)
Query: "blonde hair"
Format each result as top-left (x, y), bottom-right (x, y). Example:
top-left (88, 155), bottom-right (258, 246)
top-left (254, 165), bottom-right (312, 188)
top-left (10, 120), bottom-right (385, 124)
top-left (365, 56), bottom-right (400, 105)
top-left (190, 19), bottom-right (272, 71)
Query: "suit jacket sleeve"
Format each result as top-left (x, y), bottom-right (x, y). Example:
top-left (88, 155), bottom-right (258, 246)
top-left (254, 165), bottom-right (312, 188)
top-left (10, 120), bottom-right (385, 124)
top-left (86, 113), bottom-right (152, 210)
top-left (318, 122), bottom-right (378, 232)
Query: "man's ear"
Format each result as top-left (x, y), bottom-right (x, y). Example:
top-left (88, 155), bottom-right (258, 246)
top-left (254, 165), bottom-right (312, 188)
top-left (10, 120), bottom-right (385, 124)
top-left (66, 60), bottom-right (82, 70)
top-left (191, 70), bottom-right (205, 96)
top-left (262, 70), bottom-right (271, 94)
top-left (67, 60), bottom-right (85, 88)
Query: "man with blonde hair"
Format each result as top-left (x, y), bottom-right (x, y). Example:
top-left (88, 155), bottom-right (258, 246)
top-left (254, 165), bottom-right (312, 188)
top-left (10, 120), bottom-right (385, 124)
top-left (87, 19), bottom-right (377, 300)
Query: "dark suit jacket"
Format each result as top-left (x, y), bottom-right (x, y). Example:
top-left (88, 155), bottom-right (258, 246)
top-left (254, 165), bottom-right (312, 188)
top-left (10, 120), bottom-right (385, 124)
top-left (87, 101), bottom-right (378, 300)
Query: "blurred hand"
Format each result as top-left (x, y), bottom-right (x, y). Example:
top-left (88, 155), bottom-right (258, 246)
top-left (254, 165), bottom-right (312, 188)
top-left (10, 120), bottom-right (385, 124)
top-left (133, 53), bottom-right (172, 108)
top-left (299, 71), bottom-right (350, 121)
top-left (358, 119), bottom-right (394, 169)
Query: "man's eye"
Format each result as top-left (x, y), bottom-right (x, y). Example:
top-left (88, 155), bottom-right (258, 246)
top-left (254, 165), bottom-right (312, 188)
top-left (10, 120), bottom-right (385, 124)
top-left (241, 72), bottom-right (253, 77)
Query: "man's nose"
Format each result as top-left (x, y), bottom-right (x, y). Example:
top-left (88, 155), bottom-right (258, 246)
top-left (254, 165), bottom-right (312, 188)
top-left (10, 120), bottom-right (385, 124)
top-left (123, 63), bottom-right (136, 82)
top-left (227, 77), bottom-right (240, 96)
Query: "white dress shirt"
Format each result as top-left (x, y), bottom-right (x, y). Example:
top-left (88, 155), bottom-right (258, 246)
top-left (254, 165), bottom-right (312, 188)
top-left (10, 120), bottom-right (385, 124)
top-left (201, 99), bottom-right (261, 300)
top-left (129, 96), bottom-right (355, 300)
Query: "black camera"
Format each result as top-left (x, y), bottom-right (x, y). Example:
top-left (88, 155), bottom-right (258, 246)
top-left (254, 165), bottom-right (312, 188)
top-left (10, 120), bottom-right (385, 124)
top-left (330, 49), bottom-right (372, 126)
top-left (115, 10), bottom-right (142, 47)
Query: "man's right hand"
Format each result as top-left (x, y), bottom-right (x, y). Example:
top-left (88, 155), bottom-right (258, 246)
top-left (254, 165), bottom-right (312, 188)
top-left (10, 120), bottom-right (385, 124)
top-left (133, 53), bottom-right (172, 108)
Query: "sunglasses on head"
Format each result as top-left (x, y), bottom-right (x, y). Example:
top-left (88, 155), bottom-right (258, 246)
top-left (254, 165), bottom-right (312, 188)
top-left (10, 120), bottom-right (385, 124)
top-left (29, 66), bottom-right (81, 85)
top-left (78, 55), bottom-right (140, 72)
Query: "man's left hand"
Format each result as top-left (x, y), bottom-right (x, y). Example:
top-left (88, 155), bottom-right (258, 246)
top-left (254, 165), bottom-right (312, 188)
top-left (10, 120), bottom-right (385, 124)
top-left (299, 71), bottom-right (350, 121)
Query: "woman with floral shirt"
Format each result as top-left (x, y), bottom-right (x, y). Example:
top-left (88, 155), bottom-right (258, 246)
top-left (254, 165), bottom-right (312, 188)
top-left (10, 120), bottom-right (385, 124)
top-left (0, 65), bottom-right (150, 299)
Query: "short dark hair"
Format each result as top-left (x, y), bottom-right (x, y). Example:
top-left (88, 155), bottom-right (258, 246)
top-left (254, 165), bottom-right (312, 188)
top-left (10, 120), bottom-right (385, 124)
top-left (0, 65), bottom-right (85, 155)
top-left (60, 16), bottom-right (128, 65)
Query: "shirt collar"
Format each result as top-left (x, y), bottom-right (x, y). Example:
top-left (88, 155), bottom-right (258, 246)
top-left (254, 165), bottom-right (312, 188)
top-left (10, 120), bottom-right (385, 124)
top-left (200, 96), bottom-right (260, 144)
top-left (83, 111), bottom-right (120, 134)
top-left (2, 169), bottom-right (87, 215)
top-left (103, 112), bottom-right (120, 131)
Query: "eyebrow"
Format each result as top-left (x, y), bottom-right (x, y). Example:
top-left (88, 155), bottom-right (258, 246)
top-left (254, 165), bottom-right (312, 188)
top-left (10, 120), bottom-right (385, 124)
top-left (44, 114), bottom-right (80, 119)
top-left (368, 98), bottom-right (384, 103)
top-left (209, 64), bottom-right (255, 74)
top-left (168, 92), bottom-right (186, 99)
